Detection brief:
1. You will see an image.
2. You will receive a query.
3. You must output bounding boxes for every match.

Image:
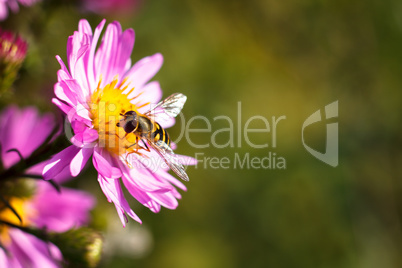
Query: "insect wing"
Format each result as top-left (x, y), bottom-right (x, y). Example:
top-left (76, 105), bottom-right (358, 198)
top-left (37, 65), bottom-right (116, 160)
top-left (144, 93), bottom-right (187, 120)
top-left (149, 140), bottom-right (189, 182)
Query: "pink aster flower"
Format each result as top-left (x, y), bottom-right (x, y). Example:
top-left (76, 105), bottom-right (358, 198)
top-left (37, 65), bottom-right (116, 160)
top-left (0, 28), bottom-right (27, 64)
top-left (0, 182), bottom-right (95, 267)
top-left (43, 19), bottom-right (196, 225)
top-left (0, 29), bottom-right (28, 93)
top-left (0, 0), bottom-right (40, 21)
top-left (82, 0), bottom-right (141, 15)
top-left (0, 106), bottom-right (95, 267)
top-left (0, 105), bottom-right (55, 170)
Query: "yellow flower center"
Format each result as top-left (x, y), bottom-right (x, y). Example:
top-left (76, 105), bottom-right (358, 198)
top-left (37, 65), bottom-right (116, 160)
top-left (0, 197), bottom-right (34, 245)
top-left (89, 77), bottom-right (148, 156)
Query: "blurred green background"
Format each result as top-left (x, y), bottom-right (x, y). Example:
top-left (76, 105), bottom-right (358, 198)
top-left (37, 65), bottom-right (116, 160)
top-left (2, 0), bottom-right (402, 267)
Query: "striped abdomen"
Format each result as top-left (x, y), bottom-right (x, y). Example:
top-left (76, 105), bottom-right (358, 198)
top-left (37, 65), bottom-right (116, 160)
top-left (150, 122), bottom-right (170, 146)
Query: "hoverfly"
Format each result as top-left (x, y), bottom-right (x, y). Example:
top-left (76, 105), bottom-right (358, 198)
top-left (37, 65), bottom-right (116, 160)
top-left (117, 93), bottom-right (189, 181)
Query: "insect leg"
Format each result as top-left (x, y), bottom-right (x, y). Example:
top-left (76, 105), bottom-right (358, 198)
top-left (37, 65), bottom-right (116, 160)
top-left (141, 140), bottom-right (151, 152)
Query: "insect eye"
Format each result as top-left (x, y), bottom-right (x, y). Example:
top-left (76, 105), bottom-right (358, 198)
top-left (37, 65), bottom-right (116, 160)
top-left (125, 111), bottom-right (137, 117)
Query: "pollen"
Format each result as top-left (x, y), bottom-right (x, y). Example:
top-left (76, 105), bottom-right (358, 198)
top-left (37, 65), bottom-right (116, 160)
top-left (89, 77), bottom-right (147, 156)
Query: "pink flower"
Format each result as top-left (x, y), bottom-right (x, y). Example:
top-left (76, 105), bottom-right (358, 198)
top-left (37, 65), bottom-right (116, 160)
top-left (44, 19), bottom-right (196, 226)
top-left (0, 28), bottom-right (27, 64)
top-left (0, 29), bottom-right (28, 93)
top-left (0, 106), bottom-right (95, 267)
top-left (0, 229), bottom-right (63, 268)
top-left (82, 0), bottom-right (140, 15)
top-left (0, 106), bottom-right (54, 169)
top-left (0, 0), bottom-right (40, 21)
top-left (0, 183), bottom-right (95, 267)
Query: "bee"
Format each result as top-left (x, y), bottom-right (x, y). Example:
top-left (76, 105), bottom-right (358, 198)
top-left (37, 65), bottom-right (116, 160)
top-left (117, 93), bottom-right (189, 181)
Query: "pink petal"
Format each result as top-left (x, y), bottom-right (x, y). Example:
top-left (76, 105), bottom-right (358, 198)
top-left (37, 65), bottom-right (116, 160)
top-left (0, 248), bottom-right (9, 267)
top-left (70, 148), bottom-right (93, 176)
top-left (115, 28), bottom-right (135, 77)
top-left (93, 149), bottom-right (122, 179)
top-left (132, 81), bottom-right (162, 108)
top-left (71, 120), bottom-right (87, 133)
top-left (43, 145), bottom-right (80, 180)
top-left (158, 117), bottom-right (176, 129)
top-left (93, 21), bottom-right (135, 81)
top-left (86, 19), bottom-right (106, 92)
top-left (31, 182), bottom-right (96, 232)
top-left (63, 79), bottom-right (87, 103)
top-left (54, 81), bottom-right (77, 107)
top-left (155, 169), bottom-right (187, 191)
top-left (67, 32), bottom-right (90, 89)
top-left (0, 5), bottom-right (9, 21)
top-left (65, 104), bottom-right (92, 127)
top-left (55, 55), bottom-right (71, 77)
top-left (56, 69), bottom-right (71, 82)
top-left (98, 175), bottom-right (142, 225)
top-left (120, 158), bottom-right (174, 192)
top-left (123, 53), bottom-right (163, 91)
top-left (52, 98), bottom-right (72, 115)
top-left (0, 107), bottom-right (57, 168)
top-left (29, 162), bottom-right (72, 184)
top-left (78, 19), bottom-right (93, 35)
top-left (8, 229), bottom-right (61, 268)
top-left (147, 191), bottom-right (178, 210)
top-left (121, 178), bottom-right (161, 213)
top-left (72, 103), bottom-right (92, 122)
top-left (71, 128), bottom-right (98, 147)
top-left (95, 21), bottom-right (122, 84)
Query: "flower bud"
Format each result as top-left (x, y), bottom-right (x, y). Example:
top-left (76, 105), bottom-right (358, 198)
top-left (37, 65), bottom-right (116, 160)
top-left (47, 228), bottom-right (103, 268)
top-left (0, 29), bottom-right (28, 95)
